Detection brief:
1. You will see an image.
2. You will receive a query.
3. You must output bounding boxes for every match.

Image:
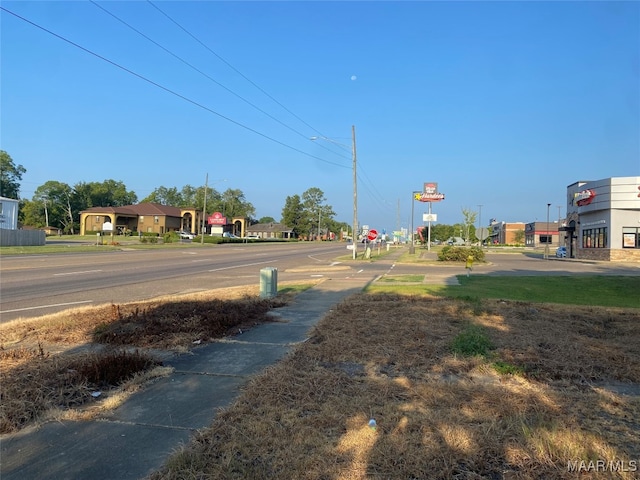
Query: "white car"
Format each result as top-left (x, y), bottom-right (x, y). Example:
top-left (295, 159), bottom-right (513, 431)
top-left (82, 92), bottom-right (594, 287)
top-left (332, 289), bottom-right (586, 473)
top-left (178, 231), bottom-right (195, 240)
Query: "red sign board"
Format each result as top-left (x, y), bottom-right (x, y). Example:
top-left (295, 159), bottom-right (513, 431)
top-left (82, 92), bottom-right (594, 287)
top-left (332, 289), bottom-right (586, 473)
top-left (208, 212), bottom-right (227, 225)
top-left (367, 229), bottom-right (378, 241)
top-left (575, 189), bottom-right (596, 207)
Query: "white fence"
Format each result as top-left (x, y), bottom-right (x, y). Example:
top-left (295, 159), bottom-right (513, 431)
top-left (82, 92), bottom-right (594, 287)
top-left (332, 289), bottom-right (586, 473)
top-left (0, 229), bottom-right (46, 246)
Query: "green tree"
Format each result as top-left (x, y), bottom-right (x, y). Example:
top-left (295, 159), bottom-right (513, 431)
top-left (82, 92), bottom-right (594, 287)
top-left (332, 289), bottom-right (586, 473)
top-left (18, 199), bottom-right (46, 227)
top-left (141, 186), bottom-right (183, 206)
top-left (0, 150), bottom-right (26, 199)
top-left (258, 216), bottom-right (276, 224)
top-left (281, 194), bottom-right (304, 237)
top-left (33, 181), bottom-right (77, 233)
top-left (74, 180), bottom-right (137, 208)
top-left (430, 223), bottom-right (454, 242)
top-left (301, 187), bottom-right (335, 240)
top-left (217, 189), bottom-right (255, 219)
top-left (513, 229), bottom-right (525, 245)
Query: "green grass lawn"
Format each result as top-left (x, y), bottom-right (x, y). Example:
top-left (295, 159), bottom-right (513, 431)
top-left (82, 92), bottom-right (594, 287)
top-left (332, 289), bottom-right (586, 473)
top-left (367, 275), bottom-right (640, 309)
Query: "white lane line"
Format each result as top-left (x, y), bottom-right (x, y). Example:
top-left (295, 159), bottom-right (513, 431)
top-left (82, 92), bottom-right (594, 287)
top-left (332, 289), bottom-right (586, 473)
top-left (54, 270), bottom-right (103, 276)
top-left (208, 260), bottom-right (276, 272)
top-left (2, 300), bottom-right (93, 314)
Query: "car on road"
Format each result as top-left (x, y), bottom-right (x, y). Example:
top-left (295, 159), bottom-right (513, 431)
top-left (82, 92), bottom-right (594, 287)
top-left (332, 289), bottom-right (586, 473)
top-left (178, 231), bottom-right (195, 240)
top-left (556, 246), bottom-right (567, 258)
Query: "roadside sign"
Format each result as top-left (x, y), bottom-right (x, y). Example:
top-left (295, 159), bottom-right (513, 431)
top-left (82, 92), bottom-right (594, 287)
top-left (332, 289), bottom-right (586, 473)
top-left (367, 229), bottom-right (378, 241)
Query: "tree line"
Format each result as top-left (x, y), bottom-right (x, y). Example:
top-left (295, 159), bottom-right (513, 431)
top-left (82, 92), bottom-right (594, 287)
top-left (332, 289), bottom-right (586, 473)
top-left (0, 150), bottom-right (348, 239)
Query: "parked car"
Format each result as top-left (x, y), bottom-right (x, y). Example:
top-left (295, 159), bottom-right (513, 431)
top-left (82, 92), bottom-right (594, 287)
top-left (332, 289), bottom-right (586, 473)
top-left (244, 234), bottom-right (260, 239)
top-left (223, 232), bottom-right (240, 238)
top-left (178, 231), bottom-right (195, 240)
top-left (556, 246), bottom-right (567, 258)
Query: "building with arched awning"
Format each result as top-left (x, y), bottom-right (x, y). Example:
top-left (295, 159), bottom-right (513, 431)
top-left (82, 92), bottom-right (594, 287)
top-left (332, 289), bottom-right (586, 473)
top-left (79, 203), bottom-right (201, 236)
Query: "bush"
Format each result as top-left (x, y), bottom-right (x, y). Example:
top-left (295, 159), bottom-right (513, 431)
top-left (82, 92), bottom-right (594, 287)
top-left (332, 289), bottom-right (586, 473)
top-left (163, 232), bottom-right (179, 244)
top-left (438, 246), bottom-right (485, 262)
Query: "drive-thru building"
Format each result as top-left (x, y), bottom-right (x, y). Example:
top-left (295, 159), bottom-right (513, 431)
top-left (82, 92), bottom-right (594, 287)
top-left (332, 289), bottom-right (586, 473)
top-left (560, 176), bottom-right (640, 262)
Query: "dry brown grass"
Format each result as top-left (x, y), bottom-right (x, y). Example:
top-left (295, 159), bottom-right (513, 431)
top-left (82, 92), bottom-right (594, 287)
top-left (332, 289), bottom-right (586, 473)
top-left (0, 283), bottom-right (309, 434)
top-left (149, 293), bottom-right (640, 480)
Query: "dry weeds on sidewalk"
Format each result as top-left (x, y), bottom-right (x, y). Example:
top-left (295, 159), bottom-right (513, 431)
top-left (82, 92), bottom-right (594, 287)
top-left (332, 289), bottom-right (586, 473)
top-left (0, 284), bottom-right (301, 434)
top-left (150, 293), bottom-right (640, 480)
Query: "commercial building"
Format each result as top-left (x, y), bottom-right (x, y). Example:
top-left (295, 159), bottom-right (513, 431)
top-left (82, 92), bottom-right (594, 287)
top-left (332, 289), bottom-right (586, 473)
top-left (524, 221), bottom-right (560, 248)
top-left (488, 221), bottom-right (526, 245)
top-left (560, 177), bottom-right (640, 262)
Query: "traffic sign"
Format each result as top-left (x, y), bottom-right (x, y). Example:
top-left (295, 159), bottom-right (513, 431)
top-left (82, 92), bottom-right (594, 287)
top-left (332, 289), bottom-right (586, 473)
top-left (367, 229), bottom-right (378, 241)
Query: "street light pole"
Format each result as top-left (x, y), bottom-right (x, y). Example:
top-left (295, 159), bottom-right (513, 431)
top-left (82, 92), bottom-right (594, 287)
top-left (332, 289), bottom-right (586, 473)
top-left (478, 204), bottom-right (483, 246)
top-left (545, 202), bottom-right (551, 259)
top-left (410, 191), bottom-right (419, 254)
top-left (201, 173), bottom-right (208, 245)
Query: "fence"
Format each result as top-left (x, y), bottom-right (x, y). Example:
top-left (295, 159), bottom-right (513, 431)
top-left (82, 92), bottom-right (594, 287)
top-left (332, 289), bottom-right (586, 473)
top-left (0, 229), bottom-right (46, 246)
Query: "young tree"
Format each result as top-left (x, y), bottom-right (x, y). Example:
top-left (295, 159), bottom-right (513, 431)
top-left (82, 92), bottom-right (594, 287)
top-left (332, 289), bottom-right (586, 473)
top-left (0, 150), bottom-right (26, 199)
top-left (460, 208), bottom-right (478, 244)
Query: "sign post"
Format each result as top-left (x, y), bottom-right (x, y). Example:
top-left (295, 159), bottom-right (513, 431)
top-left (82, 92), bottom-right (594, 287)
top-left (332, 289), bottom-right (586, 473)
top-left (415, 182), bottom-right (445, 251)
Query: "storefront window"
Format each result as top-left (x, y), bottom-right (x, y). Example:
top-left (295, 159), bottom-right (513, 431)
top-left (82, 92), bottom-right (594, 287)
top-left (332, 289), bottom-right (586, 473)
top-left (582, 227), bottom-right (607, 248)
top-left (622, 227), bottom-right (640, 248)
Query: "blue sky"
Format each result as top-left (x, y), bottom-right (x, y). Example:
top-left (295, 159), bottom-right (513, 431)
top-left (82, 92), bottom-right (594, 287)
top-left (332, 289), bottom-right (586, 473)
top-left (2, 1), bottom-right (639, 234)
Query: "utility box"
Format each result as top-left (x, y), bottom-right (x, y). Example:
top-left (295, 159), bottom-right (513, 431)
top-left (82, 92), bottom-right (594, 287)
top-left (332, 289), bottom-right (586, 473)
top-left (260, 267), bottom-right (278, 298)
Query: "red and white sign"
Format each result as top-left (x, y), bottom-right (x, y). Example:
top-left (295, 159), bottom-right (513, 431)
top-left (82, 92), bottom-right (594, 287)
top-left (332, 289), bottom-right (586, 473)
top-left (208, 212), bottom-right (227, 225)
top-left (416, 192), bottom-right (445, 202)
top-left (367, 229), bottom-right (378, 241)
top-left (575, 189), bottom-right (596, 207)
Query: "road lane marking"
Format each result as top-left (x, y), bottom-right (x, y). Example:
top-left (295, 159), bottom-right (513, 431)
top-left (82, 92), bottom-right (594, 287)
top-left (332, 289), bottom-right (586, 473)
top-left (53, 270), bottom-right (103, 276)
top-left (2, 300), bottom-right (93, 314)
top-left (208, 260), bottom-right (276, 272)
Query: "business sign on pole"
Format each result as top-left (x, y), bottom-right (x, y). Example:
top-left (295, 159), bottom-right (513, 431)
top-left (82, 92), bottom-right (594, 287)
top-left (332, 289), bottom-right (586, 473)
top-left (416, 182), bottom-right (445, 202)
top-left (208, 212), bottom-right (227, 225)
top-left (423, 213), bottom-right (437, 222)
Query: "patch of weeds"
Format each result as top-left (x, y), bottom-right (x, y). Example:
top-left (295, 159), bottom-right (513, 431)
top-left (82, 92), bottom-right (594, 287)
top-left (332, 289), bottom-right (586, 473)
top-left (71, 350), bottom-right (161, 387)
top-left (492, 360), bottom-right (525, 376)
top-left (451, 323), bottom-right (493, 357)
top-left (454, 295), bottom-right (485, 315)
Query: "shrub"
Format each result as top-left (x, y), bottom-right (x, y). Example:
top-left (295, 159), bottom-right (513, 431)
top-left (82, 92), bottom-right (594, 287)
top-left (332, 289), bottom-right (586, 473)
top-left (438, 246), bottom-right (485, 262)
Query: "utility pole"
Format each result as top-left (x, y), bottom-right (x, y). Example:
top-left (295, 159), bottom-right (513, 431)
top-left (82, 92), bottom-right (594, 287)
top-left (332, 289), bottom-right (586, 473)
top-left (478, 204), bottom-right (483, 246)
top-left (352, 125), bottom-right (358, 260)
top-left (201, 173), bottom-right (208, 245)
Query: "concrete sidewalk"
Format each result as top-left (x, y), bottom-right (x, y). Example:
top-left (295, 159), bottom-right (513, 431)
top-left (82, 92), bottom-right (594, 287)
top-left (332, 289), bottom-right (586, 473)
top-left (0, 274), bottom-right (371, 480)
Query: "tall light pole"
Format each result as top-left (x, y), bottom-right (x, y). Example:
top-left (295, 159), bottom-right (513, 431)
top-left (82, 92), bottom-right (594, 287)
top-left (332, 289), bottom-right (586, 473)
top-left (410, 191), bottom-right (419, 254)
top-left (477, 204), bottom-right (483, 246)
top-left (201, 173), bottom-right (208, 244)
top-left (545, 202), bottom-right (551, 259)
top-left (310, 126), bottom-right (358, 259)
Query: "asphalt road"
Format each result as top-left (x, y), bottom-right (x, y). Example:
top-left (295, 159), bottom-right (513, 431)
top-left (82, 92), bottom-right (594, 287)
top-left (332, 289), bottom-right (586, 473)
top-left (2, 243), bottom-right (638, 323)
top-left (0, 242), bottom-right (352, 323)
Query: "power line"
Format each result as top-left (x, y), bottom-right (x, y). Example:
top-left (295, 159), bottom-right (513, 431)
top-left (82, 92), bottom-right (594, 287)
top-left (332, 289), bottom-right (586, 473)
top-left (146, 0), bottom-right (331, 140)
top-left (0, 6), bottom-right (349, 170)
top-left (90, 0), bottom-right (343, 158)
